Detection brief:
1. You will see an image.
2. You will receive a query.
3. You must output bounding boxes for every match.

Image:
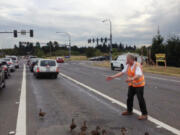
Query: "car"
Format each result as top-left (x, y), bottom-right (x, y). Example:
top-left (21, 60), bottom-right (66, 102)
top-left (27, 56), bottom-right (37, 65)
top-left (110, 53), bottom-right (143, 70)
top-left (29, 58), bottom-right (40, 72)
top-left (3, 58), bottom-right (16, 72)
top-left (6, 56), bottom-right (19, 68)
top-left (33, 59), bottom-right (59, 79)
top-left (0, 63), bottom-right (6, 89)
top-left (56, 57), bottom-right (64, 63)
top-left (0, 60), bottom-right (10, 79)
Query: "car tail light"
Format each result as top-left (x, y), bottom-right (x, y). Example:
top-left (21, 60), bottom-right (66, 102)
top-left (3, 66), bottom-right (7, 71)
top-left (56, 67), bottom-right (59, 72)
top-left (8, 62), bottom-right (12, 65)
top-left (37, 67), bottom-right (40, 72)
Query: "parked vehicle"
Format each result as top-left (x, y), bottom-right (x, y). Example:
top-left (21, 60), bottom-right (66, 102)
top-left (0, 60), bottom-right (10, 79)
top-left (56, 57), bottom-right (64, 63)
top-left (33, 59), bottom-right (59, 79)
top-left (0, 63), bottom-right (6, 89)
top-left (3, 58), bottom-right (15, 72)
top-left (110, 53), bottom-right (143, 70)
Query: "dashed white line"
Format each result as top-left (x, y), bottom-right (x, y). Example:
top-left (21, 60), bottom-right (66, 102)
top-left (16, 65), bottom-right (26, 135)
top-left (60, 72), bottom-right (180, 135)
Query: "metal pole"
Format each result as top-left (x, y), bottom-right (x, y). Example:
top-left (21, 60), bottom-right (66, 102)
top-left (109, 20), bottom-right (112, 61)
top-left (56, 32), bottom-right (71, 58)
top-left (102, 19), bottom-right (112, 61)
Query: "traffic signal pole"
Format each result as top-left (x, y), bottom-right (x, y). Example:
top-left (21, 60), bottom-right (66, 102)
top-left (56, 32), bottom-right (71, 58)
top-left (103, 19), bottom-right (113, 61)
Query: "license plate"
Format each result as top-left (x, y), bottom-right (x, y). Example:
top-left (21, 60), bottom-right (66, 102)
top-left (46, 67), bottom-right (50, 72)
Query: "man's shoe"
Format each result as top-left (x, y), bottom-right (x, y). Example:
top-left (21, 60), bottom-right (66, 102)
top-left (122, 111), bottom-right (132, 116)
top-left (138, 115), bottom-right (148, 120)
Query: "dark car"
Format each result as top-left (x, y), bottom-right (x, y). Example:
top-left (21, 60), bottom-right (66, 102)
top-left (29, 58), bottom-right (39, 72)
top-left (0, 63), bottom-right (6, 89)
top-left (0, 60), bottom-right (10, 79)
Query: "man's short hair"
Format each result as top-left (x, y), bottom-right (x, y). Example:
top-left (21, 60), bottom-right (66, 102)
top-left (127, 54), bottom-right (135, 60)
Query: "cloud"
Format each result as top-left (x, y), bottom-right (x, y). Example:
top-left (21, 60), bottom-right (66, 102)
top-left (0, 0), bottom-right (180, 48)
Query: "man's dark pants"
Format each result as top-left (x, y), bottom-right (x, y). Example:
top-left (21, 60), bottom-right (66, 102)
top-left (127, 86), bottom-right (148, 115)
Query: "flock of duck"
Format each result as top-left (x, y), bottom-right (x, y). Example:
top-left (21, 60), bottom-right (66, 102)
top-left (38, 109), bottom-right (150, 135)
top-left (70, 118), bottom-right (150, 135)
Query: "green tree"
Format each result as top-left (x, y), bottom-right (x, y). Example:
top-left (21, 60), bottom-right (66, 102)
top-left (151, 30), bottom-right (165, 61)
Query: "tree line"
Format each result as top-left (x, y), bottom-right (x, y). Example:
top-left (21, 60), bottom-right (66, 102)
top-left (0, 32), bottom-right (180, 67)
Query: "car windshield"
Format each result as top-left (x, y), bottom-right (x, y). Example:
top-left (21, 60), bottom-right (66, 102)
top-left (4, 59), bottom-right (10, 61)
top-left (40, 60), bottom-right (56, 66)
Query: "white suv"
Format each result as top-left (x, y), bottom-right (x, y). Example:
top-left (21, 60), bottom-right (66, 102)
top-left (33, 59), bottom-right (59, 79)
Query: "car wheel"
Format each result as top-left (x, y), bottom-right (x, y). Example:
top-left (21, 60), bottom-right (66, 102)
top-left (36, 74), bottom-right (40, 79)
top-left (120, 64), bottom-right (124, 71)
top-left (111, 64), bottom-right (115, 70)
top-left (2, 80), bottom-right (6, 88)
top-left (53, 74), bottom-right (58, 79)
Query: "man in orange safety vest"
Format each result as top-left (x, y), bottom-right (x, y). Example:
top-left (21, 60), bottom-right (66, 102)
top-left (106, 54), bottom-right (148, 120)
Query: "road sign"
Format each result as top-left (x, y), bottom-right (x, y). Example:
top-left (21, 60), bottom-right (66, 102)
top-left (155, 53), bottom-right (166, 67)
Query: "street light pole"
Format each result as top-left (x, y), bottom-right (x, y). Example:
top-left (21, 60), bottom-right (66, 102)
top-left (56, 32), bottom-right (71, 58)
top-left (102, 19), bottom-right (112, 61)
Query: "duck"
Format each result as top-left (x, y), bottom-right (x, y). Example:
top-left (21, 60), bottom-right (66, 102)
top-left (39, 108), bottom-right (46, 118)
top-left (91, 126), bottom-right (101, 135)
top-left (81, 121), bottom-right (88, 132)
top-left (70, 118), bottom-right (77, 132)
top-left (102, 129), bottom-right (107, 135)
top-left (79, 130), bottom-right (86, 135)
top-left (120, 127), bottom-right (127, 135)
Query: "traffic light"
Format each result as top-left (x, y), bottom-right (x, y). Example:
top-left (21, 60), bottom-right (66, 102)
top-left (88, 39), bottom-right (91, 43)
top-left (104, 37), bottom-right (107, 43)
top-left (13, 30), bottom-right (17, 38)
top-left (100, 37), bottom-right (104, 42)
top-left (30, 29), bottom-right (33, 37)
top-left (92, 38), bottom-right (95, 43)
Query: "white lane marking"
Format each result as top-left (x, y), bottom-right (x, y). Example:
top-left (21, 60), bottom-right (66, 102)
top-left (60, 73), bottom-right (180, 135)
top-left (146, 76), bottom-right (180, 83)
top-left (16, 65), bottom-right (26, 135)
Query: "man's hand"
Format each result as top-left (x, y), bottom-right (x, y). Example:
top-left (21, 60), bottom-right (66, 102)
top-left (106, 76), bottom-right (114, 81)
top-left (126, 77), bottom-right (133, 83)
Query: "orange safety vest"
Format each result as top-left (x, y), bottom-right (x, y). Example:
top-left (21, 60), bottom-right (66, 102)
top-left (127, 62), bottom-right (145, 87)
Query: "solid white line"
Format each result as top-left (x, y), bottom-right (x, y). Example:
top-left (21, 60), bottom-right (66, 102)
top-left (146, 76), bottom-right (180, 83)
top-left (16, 65), bottom-right (26, 135)
top-left (60, 72), bottom-right (180, 135)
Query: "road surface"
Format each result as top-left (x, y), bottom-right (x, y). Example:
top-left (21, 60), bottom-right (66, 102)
top-left (0, 60), bottom-right (180, 135)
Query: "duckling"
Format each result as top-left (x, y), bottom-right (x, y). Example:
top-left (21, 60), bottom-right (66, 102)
top-left (120, 127), bottom-right (127, 135)
top-left (70, 118), bottom-right (77, 132)
top-left (79, 130), bottom-right (86, 135)
top-left (144, 132), bottom-right (149, 135)
top-left (102, 129), bottom-right (107, 135)
top-left (81, 121), bottom-right (88, 132)
top-left (39, 108), bottom-right (46, 118)
top-left (91, 126), bottom-right (101, 135)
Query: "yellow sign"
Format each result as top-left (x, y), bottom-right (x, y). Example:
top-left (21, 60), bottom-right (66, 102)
top-left (155, 53), bottom-right (166, 62)
top-left (155, 53), bottom-right (166, 67)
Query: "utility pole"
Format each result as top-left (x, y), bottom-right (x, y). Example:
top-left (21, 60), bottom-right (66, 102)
top-left (56, 32), bottom-right (71, 58)
top-left (102, 19), bottom-right (112, 61)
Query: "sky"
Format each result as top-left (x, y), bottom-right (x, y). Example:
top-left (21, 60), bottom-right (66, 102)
top-left (0, 0), bottom-right (180, 48)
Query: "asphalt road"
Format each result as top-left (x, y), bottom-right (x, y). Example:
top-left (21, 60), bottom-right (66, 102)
top-left (0, 60), bottom-right (180, 135)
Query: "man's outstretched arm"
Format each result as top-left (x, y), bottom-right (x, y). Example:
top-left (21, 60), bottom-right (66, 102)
top-left (106, 72), bottom-right (124, 81)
